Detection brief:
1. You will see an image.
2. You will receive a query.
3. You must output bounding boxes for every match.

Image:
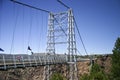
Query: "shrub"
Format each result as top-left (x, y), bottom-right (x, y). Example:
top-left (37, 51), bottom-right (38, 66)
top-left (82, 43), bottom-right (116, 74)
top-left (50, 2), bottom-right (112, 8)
top-left (50, 72), bottom-right (66, 80)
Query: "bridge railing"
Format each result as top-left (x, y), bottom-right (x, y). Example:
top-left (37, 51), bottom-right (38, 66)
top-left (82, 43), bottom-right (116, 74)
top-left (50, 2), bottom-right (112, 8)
top-left (0, 54), bottom-right (67, 70)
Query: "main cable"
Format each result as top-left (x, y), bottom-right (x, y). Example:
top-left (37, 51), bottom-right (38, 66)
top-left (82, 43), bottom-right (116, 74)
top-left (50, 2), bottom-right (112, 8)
top-left (10, 0), bottom-right (50, 13)
top-left (57, 0), bottom-right (70, 9)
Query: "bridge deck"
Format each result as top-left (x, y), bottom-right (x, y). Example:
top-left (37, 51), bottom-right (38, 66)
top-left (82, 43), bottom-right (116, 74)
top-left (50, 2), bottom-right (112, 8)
top-left (0, 54), bottom-right (67, 70)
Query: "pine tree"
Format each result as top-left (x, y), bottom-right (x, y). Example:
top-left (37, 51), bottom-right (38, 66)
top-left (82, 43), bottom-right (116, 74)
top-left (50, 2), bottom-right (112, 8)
top-left (111, 37), bottom-right (120, 80)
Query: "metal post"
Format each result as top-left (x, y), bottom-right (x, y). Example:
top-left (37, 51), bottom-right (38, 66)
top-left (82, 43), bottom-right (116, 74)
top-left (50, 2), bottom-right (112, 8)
top-left (13, 55), bottom-right (17, 68)
top-left (38, 56), bottom-right (41, 65)
top-left (34, 56), bottom-right (37, 66)
top-left (21, 56), bottom-right (25, 67)
top-left (28, 55), bottom-right (32, 66)
top-left (3, 55), bottom-right (6, 70)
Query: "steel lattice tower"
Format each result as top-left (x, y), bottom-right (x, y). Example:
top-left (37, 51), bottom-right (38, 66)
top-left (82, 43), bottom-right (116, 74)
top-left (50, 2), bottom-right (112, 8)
top-left (46, 13), bottom-right (55, 55)
top-left (44, 9), bottom-right (78, 80)
top-left (67, 9), bottom-right (78, 80)
top-left (43, 13), bottom-right (55, 80)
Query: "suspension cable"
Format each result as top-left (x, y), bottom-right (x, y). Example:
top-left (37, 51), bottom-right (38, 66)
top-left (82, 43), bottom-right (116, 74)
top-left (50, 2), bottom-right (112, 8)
top-left (0, 0), bottom-right (3, 41)
top-left (10, 3), bottom-right (18, 54)
top-left (76, 49), bottom-right (83, 57)
top-left (57, 0), bottom-right (70, 9)
top-left (22, 5), bottom-right (25, 53)
top-left (10, 0), bottom-right (50, 13)
top-left (38, 12), bottom-right (44, 52)
top-left (27, 8), bottom-right (33, 48)
top-left (73, 16), bottom-right (88, 56)
top-left (39, 12), bottom-right (44, 51)
top-left (36, 11), bottom-right (43, 52)
top-left (36, 11), bottom-right (41, 52)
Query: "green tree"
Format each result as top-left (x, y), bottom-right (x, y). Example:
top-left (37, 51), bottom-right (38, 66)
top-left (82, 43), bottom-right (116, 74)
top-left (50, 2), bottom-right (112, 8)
top-left (50, 73), bottom-right (66, 80)
top-left (111, 37), bottom-right (120, 80)
top-left (91, 63), bottom-right (108, 80)
top-left (80, 63), bottom-right (108, 80)
top-left (91, 63), bottom-right (101, 74)
top-left (80, 74), bottom-right (90, 80)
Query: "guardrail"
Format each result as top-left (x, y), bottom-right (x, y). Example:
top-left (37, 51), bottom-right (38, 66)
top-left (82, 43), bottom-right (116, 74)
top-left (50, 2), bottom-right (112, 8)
top-left (0, 54), bottom-right (67, 70)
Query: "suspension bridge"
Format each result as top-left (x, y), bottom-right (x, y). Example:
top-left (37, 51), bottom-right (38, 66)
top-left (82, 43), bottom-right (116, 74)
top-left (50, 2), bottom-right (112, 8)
top-left (0, 0), bottom-right (90, 80)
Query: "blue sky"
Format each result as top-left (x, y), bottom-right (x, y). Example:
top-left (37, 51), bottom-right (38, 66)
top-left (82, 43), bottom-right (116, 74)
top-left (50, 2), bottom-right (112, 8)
top-left (0, 0), bottom-right (120, 55)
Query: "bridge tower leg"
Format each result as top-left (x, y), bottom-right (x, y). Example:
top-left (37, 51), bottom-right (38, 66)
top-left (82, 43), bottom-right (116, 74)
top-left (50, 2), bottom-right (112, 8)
top-left (43, 13), bottom-right (55, 80)
top-left (44, 9), bottom-right (78, 80)
top-left (67, 9), bottom-right (78, 80)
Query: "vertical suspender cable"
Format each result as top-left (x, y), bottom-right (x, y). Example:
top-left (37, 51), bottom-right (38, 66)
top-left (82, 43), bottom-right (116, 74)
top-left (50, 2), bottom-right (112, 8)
top-left (45, 12), bottom-right (48, 52)
top-left (73, 16), bottom-right (88, 56)
top-left (10, 3), bottom-right (18, 54)
top-left (22, 5), bottom-right (25, 54)
top-left (36, 10), bottom-right (40, 52)
top-left (33, 10), bottom-right (42, 53)
top-left (0, 0), bottom-right (3, 43)
top-left (41, 13), bottom-right (43, 52)
top-left (27, 8), bottom-right (33, 54)
top-left (10, 0), bottom-right (50, 53)
top-left (37, 11), bottom-right (43, 52)
top-left (41, 12), bottom-right (44, 52)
